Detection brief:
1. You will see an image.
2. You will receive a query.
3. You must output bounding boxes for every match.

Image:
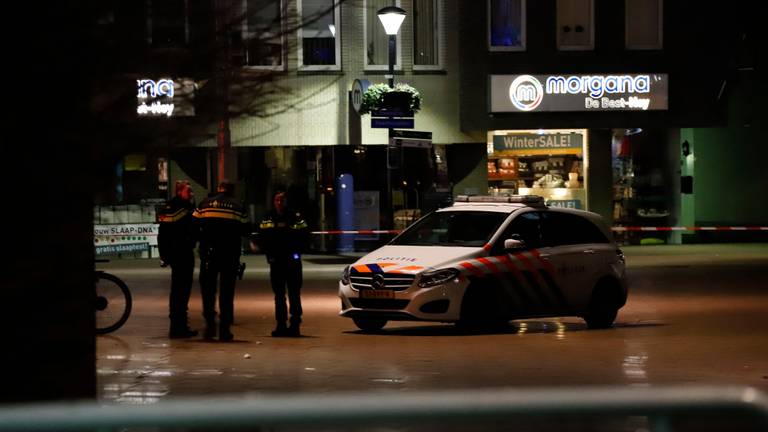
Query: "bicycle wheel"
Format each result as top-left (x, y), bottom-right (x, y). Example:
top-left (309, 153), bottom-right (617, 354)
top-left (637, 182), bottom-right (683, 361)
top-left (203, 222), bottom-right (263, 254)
top-left (95, 272), bottom-right (132, 334)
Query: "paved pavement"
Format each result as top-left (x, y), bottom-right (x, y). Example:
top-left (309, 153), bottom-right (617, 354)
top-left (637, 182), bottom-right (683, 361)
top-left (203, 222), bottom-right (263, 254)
top-left (95, 243), bottom-right (768, 405)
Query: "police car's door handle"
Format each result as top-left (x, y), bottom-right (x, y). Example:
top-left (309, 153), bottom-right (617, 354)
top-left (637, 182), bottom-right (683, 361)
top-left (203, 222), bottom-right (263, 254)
top-left (539, 253), bottom-right (551, 259)
top-left (583, 249), bottom-right (596, 254)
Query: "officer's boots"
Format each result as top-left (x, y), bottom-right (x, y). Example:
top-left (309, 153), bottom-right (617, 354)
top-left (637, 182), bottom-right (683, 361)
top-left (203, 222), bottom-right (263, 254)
top-left (287, 323), bottom-right (301, 337)
top-left (169, 320), bottom-right (198, 339)
top-left (204, 320), bottom-right (217, 340)
top-left (271, 323), bottom-right (289, 337)
top-left (219, 325), bottom-right (234, 342)
top-left (271, 322), bottom-right (300, 337)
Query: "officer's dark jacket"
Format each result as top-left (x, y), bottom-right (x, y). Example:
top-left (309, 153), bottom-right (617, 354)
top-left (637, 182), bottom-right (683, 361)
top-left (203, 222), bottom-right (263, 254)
top-left (193, 193), bottom-right (250, 258)
top-left (256, 210), bottom-right (309, 262)
top-left (157, 196), bottom-right (197, 261)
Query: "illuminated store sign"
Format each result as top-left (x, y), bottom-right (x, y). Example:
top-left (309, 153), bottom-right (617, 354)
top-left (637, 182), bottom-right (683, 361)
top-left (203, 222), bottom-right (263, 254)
top-left (490, 73), bottom-right (668, 113)
top-left (493, 132), bottom-right (583, 152)
top-left (136, 78), bottom-right (195, 117)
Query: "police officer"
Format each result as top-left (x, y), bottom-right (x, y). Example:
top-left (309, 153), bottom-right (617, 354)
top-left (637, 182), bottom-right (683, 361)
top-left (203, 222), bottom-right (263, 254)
top-left (193, 181), bottom-right (250, 341)
top-left (256, 191), bottom-right (309, 337)
top-left (157, 180), bottom-right (198, 339)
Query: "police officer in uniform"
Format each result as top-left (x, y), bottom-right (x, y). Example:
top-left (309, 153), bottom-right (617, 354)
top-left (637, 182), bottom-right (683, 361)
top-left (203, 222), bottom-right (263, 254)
top-left (193, 181), bottom-right (250, 341)
top-left (256, 191), bottom-right (309, 337)
top-left (157, 180), bottom-right (198, 338)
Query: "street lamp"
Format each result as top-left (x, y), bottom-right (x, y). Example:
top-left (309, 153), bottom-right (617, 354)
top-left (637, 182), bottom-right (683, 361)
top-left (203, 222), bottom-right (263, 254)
top-left (377, 6), bottom-right (406, 230)
top-left (377, 6), bottom-right (405, 89)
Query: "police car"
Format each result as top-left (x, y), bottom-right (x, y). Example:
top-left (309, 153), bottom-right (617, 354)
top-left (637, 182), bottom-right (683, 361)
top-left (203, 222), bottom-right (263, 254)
top-left (339, 195), bottom-right (627, 332)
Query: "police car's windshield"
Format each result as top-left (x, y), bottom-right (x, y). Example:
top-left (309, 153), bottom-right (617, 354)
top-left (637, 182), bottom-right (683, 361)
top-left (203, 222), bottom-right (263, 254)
top-left (390, 211), bottom-right (508, 247)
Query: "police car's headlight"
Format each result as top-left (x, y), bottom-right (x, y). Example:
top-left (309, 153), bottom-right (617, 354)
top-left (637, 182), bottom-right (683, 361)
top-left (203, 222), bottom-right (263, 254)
top-left (341, 265), bottom-right (351, 285)
top-left (418, 268), bottom-right (460, 288)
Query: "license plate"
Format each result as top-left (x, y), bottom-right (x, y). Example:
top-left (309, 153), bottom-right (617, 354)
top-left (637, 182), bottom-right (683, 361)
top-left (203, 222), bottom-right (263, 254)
top-left (360, 290), bottom-right (395, 299)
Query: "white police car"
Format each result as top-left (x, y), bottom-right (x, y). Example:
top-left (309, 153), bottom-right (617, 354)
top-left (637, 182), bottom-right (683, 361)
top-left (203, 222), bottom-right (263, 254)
top-left (339, 195), bottom-right (627, 332)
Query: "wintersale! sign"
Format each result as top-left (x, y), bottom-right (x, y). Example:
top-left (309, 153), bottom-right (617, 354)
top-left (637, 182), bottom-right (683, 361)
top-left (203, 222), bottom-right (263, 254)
top-left (490, 73), bottom-right (668, 113)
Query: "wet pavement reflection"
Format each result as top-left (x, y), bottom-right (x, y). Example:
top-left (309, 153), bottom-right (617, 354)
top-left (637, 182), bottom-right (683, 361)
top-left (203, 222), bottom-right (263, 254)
top-left (96, 245), bottom-right (768, 410)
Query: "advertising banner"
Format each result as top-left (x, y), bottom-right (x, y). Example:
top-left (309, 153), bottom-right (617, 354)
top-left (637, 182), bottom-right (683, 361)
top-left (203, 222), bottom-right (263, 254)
top-left (136, 78), bottom-right (195, 117)
top-left (95, 243), bottom-right (150, 256)
top-left (492, 132), bottom-right (583, 153)
top-left (94, 224), bottom-right (159, 247)
top-left (490, 73), bottom-right (668, 112)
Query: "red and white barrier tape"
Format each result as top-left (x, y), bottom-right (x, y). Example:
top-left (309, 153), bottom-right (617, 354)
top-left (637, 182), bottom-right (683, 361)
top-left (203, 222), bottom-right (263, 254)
top-left (310, 230), bottom-right (401, 235)
top-left (310, 227), bottom-right (768, 235)
top-left (93, 227), bottom-right (768, 237)
top-left (612, 226), bottom-right (768, 232)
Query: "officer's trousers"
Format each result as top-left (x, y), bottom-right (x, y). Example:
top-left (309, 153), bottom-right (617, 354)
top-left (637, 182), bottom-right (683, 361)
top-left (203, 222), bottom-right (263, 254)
top-left (200, 252), bottom-right (239, 328)
top-left (169, 250), bottom-right (195, 329)
top-left (269, 258), bottom-right (303, 326)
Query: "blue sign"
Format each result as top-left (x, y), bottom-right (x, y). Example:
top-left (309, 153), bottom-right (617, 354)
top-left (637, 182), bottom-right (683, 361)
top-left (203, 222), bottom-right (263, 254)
top-left (371, 118), bottom-right (414, 129)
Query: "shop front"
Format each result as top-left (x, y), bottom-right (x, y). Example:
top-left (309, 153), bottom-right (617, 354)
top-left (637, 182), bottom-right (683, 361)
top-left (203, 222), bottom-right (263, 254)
top-left (488, 129), bottom-right (588, 210)
top-left (487, 73), bottom-right (671, 229)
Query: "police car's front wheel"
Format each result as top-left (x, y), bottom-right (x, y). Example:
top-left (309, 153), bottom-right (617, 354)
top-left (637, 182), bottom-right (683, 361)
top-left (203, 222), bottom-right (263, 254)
top-left (353, 317), bottom-right (388, 333)
top-left (584, 279), bottom-right (621, 329)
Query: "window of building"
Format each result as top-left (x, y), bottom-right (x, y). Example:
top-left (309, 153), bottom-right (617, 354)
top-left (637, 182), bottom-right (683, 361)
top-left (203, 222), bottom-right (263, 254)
top-left (488, 0), bottom-right (526, 51)
top-left (240, 0), bottom-right (284, 68)
top-left (365, 0), bottom-right (402, 70)
top-left (298, 0), bottom-right (341, 70)
top-left (147, 0), bottom-right (189, 47)
top-left (625, 0), bottom-right (663, 49)
top-left (413, 0), bottom-right (443, 70)
top-left (556, 0), bottom-right (594, 50)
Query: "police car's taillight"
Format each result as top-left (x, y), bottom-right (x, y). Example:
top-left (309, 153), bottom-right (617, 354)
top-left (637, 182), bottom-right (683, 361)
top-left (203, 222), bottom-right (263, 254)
top-left (341, 265), bottom-right (351, 285)
top-left (418, 268), bottom-right (460, 288)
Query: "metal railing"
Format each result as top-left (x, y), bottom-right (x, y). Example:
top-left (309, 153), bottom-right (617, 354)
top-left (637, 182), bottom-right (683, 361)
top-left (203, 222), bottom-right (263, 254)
top-left (1, 386), bottom-right (766, 431)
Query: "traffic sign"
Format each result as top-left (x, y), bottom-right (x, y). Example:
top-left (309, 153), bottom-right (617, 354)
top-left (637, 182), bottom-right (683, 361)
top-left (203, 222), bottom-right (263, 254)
top-left (393, 130), bottom-right (432, 140)
top-left (371, 118), bottom-right (415, 129)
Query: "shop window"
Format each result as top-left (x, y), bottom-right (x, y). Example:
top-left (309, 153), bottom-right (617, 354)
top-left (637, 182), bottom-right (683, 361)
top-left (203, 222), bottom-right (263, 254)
top-left (413, 0), bottom-right (443, 70)
top-left (148, 0), bottom-right (188, 47)
top-left (488, 130), bottom-right (587, 211)
top-left (240, 0), bottom-right (284, 68)
top-left (611, 129), bottom-right (671, 245)
top-left (625, 0), bottom-right (663, 49)
top-left (298, 0), bottom-right (341, 70)
top-left (556, 0), bottom-right (594, 50)
top-left (488, 0), bottom-right (526, 51)
top-left (364, 0), bottom-right (402, 70)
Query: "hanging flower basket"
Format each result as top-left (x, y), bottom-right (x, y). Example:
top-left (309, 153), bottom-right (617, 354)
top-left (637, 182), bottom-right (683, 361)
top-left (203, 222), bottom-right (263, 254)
top-left (359, 83), bottom-right (422, 115)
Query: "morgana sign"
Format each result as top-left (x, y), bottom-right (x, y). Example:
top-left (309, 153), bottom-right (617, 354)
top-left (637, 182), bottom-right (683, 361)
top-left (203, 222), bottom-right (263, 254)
top-left (136, 78), bottom-right (196, 117)
top-left (490, 73), bottom-right (668, 113)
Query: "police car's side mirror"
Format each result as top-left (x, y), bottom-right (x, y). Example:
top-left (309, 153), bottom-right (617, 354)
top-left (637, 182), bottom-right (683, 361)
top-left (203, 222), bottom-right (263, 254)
top-left (504, 238), bottom-right (526, 250)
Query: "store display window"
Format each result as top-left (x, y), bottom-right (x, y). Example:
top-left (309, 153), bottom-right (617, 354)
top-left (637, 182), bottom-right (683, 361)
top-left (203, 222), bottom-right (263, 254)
top-left (487, 129), bottom-right (588, 209)
top-left (611, 128), bottom-right (672, 244)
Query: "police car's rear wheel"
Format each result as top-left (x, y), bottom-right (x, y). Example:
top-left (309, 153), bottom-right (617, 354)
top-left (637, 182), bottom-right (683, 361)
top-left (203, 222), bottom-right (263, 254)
top-left (352, 317), bottom-right (388, 332)
top-left (584, 280), bottom-right (620, 329)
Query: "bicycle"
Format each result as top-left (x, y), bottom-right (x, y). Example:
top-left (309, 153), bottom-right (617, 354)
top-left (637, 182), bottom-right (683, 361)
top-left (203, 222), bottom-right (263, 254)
top-left (95, 259), bottom-right (132, 334)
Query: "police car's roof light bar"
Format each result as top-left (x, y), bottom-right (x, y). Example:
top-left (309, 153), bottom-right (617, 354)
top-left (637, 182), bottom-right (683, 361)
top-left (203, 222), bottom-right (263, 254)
top-left (454, 195), bottom-right (545, 205)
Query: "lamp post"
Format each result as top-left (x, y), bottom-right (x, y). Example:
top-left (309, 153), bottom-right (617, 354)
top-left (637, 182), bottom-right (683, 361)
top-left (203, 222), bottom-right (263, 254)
top-left (377, 6), bottom-right (406, 229)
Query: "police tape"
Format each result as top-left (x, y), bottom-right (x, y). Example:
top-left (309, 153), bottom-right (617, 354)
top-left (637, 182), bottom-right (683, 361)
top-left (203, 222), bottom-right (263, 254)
top-left (310, 230), bottom-right (401, 235)
top-left (612, 226), bottom-right (768, 232)
top-left (92, 227), bottom-right (768, 237)
top-left (309, 227), bottom-right (768, 235)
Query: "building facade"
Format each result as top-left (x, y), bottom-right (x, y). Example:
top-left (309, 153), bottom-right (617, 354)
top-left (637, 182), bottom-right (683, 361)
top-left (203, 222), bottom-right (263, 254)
top-left (94, 0), bottom-right (765, 248)
top-left (457, 0), bottom-right (765, 244)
